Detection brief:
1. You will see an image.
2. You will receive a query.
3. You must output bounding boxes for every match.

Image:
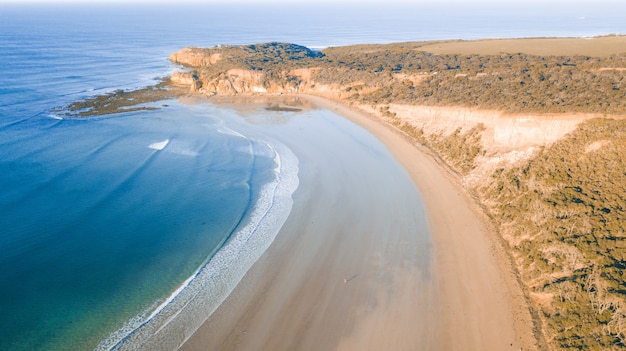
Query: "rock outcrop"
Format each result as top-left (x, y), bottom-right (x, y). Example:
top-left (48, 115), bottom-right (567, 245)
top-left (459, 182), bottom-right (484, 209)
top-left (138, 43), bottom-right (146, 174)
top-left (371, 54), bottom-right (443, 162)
top-left (169, 43), bottom-right (329, 96)
top-left (170, 71), bottom-right (202, 92)
top-left (169, 47), bottom-right (222, 67)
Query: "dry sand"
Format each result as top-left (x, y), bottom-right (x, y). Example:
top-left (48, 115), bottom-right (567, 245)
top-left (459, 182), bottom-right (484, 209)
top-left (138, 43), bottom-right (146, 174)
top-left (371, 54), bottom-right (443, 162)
top-left (417, 35), bottom-right (626, 57)
top-left (179, 95), bottom-right (537, 351)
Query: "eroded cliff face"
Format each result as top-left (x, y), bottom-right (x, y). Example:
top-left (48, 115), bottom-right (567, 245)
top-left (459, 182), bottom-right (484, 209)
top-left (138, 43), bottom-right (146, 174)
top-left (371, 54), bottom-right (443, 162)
top-left (170, 71), bottom-right (202, 91)
top-left (201, 69), bottom-right (304, 95)
top-left (170, 65), bottom-right (338, 98)
top-left (340, 101), bottom-right (612, 192)
top-left (169, 47), bottom-right (223, 67)
top-left (388, 105), bottom-right (593, 151)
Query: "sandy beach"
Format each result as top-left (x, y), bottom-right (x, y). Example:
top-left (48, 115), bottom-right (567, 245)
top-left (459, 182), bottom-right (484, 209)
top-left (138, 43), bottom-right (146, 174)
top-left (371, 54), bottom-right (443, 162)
top-left (180, 95), bottom-right (537, 351)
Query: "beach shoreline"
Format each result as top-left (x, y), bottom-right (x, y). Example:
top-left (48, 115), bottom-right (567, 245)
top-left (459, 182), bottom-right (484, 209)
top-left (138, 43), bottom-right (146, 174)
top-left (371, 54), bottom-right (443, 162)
top-left (179, 94), bottom-right (538, 351)
top-left (305, 95), bottom-right (539, 350)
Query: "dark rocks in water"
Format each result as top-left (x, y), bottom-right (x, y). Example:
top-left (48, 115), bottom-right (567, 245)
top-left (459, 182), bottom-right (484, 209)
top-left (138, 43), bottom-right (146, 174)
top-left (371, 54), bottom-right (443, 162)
top-left (265, 103), bottom-right (303, 112)
top-left (55, 79), bottom-right (186, 117)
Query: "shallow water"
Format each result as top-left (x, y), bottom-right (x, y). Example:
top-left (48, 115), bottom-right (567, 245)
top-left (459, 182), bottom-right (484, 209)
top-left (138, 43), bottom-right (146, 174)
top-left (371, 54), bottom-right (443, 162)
top-left (0, 100), bottom-right (297, 350)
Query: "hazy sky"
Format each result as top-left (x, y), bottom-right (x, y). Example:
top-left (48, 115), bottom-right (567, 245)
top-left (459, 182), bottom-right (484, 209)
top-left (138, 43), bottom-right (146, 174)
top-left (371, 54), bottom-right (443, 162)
top-left (0, 0), bottom-right (622, 10)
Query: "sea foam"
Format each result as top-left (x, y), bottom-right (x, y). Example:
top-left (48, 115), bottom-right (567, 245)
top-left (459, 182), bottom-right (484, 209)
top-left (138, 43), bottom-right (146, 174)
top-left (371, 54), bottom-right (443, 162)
top-left (148, 139), bottom-right (169, 150)
top-left (96, 132), bottom-right (299, 351)
top-left (47, 114), bottom-right (63, 120)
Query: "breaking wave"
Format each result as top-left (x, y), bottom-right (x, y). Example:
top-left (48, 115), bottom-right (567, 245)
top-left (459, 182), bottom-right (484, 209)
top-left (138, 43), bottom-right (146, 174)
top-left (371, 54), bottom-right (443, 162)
top-left (96, 135), bottom-right (299, 351)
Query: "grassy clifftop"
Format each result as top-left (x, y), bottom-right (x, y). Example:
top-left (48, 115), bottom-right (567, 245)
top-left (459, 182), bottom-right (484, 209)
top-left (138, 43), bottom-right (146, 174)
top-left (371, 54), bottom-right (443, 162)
top-left (321, 39), bottom-right (626, 114)
top-left (170, 38), bottom-right (626, 114)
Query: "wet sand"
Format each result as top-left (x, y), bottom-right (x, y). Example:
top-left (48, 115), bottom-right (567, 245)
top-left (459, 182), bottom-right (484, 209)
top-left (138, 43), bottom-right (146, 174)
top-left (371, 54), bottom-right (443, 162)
top-left (179, 95), bottom-right (536, 351)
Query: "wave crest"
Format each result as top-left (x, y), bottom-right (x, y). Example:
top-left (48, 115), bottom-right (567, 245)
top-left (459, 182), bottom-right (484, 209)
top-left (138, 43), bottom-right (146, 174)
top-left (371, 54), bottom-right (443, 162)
top-left (96, 135), bottom-right (299, 351)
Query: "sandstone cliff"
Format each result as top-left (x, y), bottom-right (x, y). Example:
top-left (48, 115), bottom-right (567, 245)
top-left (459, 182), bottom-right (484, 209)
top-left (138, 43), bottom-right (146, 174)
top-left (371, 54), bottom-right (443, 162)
top-left (169, 47), bottom-right (223, 67)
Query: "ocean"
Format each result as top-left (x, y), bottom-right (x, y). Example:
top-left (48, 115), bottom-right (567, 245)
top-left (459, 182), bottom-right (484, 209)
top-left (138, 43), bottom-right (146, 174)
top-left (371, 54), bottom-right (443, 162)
top-left (0, 2), bottom-right (625, 350)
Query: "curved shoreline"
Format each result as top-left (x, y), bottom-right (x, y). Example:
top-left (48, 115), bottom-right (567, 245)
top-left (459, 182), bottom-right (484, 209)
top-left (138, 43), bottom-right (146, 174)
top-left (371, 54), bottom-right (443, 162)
top-left (180, 94), bottom-right (538, 350)
top-left (305, 95), bottom-right (538, 350)
top-left (96, 131), bottom-right (299, 351)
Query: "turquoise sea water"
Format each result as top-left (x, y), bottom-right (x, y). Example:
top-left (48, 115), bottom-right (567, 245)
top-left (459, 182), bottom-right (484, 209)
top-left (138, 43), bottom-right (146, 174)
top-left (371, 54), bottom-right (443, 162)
top-left (0, 102), bottom-right (292, 350)
top-left (1, 2), bottom-right (625, 350)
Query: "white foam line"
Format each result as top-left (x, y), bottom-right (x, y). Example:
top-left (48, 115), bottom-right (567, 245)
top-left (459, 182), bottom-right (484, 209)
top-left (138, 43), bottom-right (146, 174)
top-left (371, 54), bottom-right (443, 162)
top-left (216, 124), bottom-right (248, 140)
top-left (146, 271), bottom-right (196, 322)
top-left (96, 134), bottom-right (299, 351)
top-left (148, 139), bottom-right (169, 150)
